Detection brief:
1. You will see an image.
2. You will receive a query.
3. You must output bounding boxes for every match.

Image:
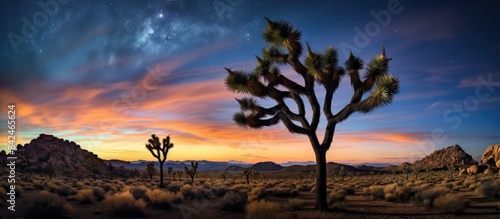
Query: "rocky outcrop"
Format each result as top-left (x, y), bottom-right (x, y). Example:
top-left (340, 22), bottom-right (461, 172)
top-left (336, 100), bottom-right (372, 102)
top-left (248, 161), bottom-right (284, 171)
top-left (2, 134), bottom-right (110, 178)
top-left (481, 144), bottom-right (500, 168)
top-left (413, 144), bottom-right (476, 169)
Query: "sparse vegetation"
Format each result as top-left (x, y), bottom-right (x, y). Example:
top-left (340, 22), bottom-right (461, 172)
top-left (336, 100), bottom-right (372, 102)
top-left (25, 191), bottom-right (74, 219)
top-left (103, 191), bottom-right (146, 216)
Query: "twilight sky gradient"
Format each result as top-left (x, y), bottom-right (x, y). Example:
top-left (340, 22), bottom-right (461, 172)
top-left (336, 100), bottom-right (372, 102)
top-left (1, 0), bottom-right (499, 164)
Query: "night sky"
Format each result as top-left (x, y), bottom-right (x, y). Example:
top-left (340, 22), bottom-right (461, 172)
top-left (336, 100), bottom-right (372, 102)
top-left (1, 0), bottom-right (499, 164)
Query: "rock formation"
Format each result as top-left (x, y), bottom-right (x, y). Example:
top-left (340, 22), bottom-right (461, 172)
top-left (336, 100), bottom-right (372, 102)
top-left (413, 144), bottom-right (476, 169)
top-left (481, 144), bottom-right (500, 168)
top-left (2, 133), bottom-right (111, 178)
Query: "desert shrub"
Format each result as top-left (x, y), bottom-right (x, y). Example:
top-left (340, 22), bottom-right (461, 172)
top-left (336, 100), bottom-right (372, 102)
top-left (55, 184), bottom-right (76, 197)
top-left (102, 183), bottom-right (118, 193)
top-left (146, 189), bottom-right (174, 209)
top-left (288, 198), bottom-right (305, 211)
top-left (266, 188), bottom-right (298, 197)
top-left (211, 184), bottom-right (228, 197)
top-left (246, 200), bottom-right (282, 219)
top-left (384, 183), bottom-right (412, 201)
top-left (477, 180), bottom-right (500, 198)
top-left (328, 188), bottom-right (347, 208)
top-left (341, 185), bottom-right (355, 195)
top-left (103, 191), bottom-right (146, 216)
top-left (231, 184), bottom-right (250, 194)
top-left (74, 189), bottom-right (94, 204)
top-left (247, 187), bottom-right (265, 202)
top-left (414, 187), bottom-right (450, 207)
top-left (92, 187), bottom-right (106, 200)
top-left (25, 191), bottom-right (74, 219)
top-left (220, 191), bottom-right (247, 211)
top-left (296, 184), bottom-right (312, 191)
top-left (434, 193), bottom-right (468, 214)
top-left (129, 186), bottom-right (149, 200)
top-left (167, 181), bottom-right (184, 193)
top-left (368, 186), bottom-right (385, 200)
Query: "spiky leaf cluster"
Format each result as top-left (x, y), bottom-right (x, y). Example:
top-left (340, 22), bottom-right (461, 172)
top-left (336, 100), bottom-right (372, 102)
top-left (224, 18), bottom-right (400, 146)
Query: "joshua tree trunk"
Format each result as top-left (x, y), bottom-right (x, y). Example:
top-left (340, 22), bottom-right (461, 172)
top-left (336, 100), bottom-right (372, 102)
top-left (314, 146), bottom-right (328, 211)
top-left (159, 162), bottom-right (164, 187)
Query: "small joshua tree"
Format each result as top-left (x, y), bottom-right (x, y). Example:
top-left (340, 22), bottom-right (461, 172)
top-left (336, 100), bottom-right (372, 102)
top-left (146, 163), bottom-right (157, 180)
top-left (251, 169), bottom-right (260, 181)
top-left (176, 170), bottom-right (184, 180)
top-left (84, 155), bottom-right (100, 180)
top-left (224, 18), bottom-right (400, 210)
top-left (145, 134), bottom-right (174, 188)
top-left (402, 163), bottom-right (411, 180)
top-left (339, 166), bottom-right (346, 180)
top-left (184, 161), bottom-right (198, 183)
top-left (413, 164), bottom-right (422, 180)
top-left (220, 171), bottom-right (230, 181)
top-left (45, 161), bottom-right (55, 180)
top-left (242, 168), bottom-right (252, 185)
top-left (168, 167), bottom-right (173, 179)
top-left (391, 169), bottom-right (397, 180)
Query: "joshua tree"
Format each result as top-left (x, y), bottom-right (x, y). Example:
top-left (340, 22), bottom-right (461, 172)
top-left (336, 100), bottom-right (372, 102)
top-left (391, 169), bottom-right (397, 180)
top-left (242, 168), bottom-right (252, 185)
top-left (413, 164), bottom-right (423, 179)
top-left (146, 162), bottom-right (158, 180)
top-left (184, 161), bottom-right (199, 183)
top-left (145, 134), bottom-right (174, 188)
top-left (176, 170), bottom-right (184, 180)
top-left (224, 18), bottom-right (399, 211)
top-left (84, 155), bottom-right (100, 180)
top-left (339, 166), bottom-right (346, 180)
top-left (402, 163), bottom-right (411, 180)
top-left (45, 161), bottom-right (55, 180)
top-left (108, 163), bottom-right (115, 179)
top-left (251, 169), bottom-right (260, 181)
top-left (168, 167), bottom-right (173, 179)
top-left (220, 171), bottom-right (230, 181)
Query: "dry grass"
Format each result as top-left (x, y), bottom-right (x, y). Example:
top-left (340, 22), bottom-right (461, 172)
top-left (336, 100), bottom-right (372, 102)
top-left (246, 200), bottom-right (283, 219)
top-left (477, 179), bottom-right (500, 198)
top-left (220, 191), bottom-right (247, 211)
top-left (288, 198), bottom-right (305, 210)
top-left (25, 191), bottom-right (74, 219)
top-left (146, 189), bottom-right (183, 208)
top-left (74, 189), bottom-right (94, 204)
top-left (103, 191), bottom-right (146, 216)
top-left (434, 193), bottom-right (469, 214)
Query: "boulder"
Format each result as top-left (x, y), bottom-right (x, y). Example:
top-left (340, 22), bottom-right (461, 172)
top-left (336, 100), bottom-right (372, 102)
top-left (481, 144), bottom-right (500, 165)
top-left (484, 168), bottom-right (494, 175)
top-left (40, 133), bottom-right (54, 141)
top-left (497, 160), bottom-right (500, 169)
top-left (467, 164), bottom-right (478, 174)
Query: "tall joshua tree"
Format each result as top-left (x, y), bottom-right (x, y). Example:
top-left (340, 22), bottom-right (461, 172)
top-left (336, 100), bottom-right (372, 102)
top-left (145, 134), bottom-right (174, 188)
top-left (224, 18), bottom-right (400, 211)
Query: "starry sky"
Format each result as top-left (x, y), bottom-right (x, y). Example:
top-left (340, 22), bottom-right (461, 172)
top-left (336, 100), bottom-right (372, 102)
top-left (1, 0), bottom-right (499, 164)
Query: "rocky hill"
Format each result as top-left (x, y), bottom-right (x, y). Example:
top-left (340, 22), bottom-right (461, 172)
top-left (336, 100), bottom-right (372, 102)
top-left (1, 134), bottom-right (111, 178)
top-left (413, 144), bottom-right (476, 169)
top-left (248, 161), bottom-right (284, 171)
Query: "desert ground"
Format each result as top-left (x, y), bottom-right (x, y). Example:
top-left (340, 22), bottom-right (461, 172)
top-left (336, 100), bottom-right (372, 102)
top-left (1, 169), bottom-right (499, 219)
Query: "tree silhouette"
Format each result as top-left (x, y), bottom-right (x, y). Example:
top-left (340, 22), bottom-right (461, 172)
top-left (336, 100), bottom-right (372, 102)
top-left (145, 134), bottom-right (174, 188)
top-left (146, 162), bottom-right (158, 180)
top-left (184, 161), bottom-right (198, 183)
top-left (224, 18), bottom-right (400, 211)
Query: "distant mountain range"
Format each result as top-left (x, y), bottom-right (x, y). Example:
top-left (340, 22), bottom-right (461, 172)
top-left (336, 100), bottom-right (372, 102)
top-left (2, 133), bottom-right (492, 178)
